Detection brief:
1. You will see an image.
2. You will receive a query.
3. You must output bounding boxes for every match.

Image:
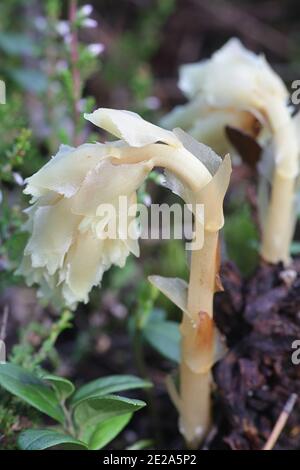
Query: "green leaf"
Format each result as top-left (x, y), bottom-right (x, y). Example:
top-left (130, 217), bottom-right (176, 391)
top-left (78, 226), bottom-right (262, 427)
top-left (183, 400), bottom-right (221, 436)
top-left (18, 430), bottom-right (88, 450)
top-left (74, 395), bottom-right (145, 431)
top-left (42, 374), bottom-right (75, 401)
top-left (147, 308), bottom-right (166, 323)
top-left (71, 375), bottom-right (151, 407)
top-left (143, 320), bottom-right (180, 363)
top-left (0, 363), bottom-right (64, 423)
top-left (87, 414), bottom-right (132, 450)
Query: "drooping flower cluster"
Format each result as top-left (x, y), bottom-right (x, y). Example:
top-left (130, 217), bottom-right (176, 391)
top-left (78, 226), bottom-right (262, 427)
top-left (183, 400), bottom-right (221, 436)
top-left (163, 39), bottom-right (299, 263)
top-left (18, 108), bottom-right (218, 309)
top-left (163, 38), bottom-right (297, 165)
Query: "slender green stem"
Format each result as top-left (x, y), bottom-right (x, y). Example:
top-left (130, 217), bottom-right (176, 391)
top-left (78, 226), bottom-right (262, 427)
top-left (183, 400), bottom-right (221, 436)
top-left (61, 400), bottom-right (76, 437)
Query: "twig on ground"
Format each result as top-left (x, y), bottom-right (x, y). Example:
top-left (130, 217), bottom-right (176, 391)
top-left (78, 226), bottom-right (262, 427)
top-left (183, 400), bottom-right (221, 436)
top-left (263, 393), bottom-right (298, 450)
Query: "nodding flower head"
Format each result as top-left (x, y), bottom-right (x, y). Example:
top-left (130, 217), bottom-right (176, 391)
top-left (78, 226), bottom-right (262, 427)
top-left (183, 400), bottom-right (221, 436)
top-left (178, 37), bottom-right (287, 108)
top-left (18, 108), bottom-right (227, 309)
top-left (163, 38), bottom-right (298, 179)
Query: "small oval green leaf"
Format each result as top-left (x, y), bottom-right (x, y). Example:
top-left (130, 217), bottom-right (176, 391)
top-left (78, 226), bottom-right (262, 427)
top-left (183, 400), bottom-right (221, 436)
top-left (143, 320), bottom-right (180, 363)
top-left (87, 414), bottom-right (132, 450)
top-left (18, 429), bottom-right (88, 450)
top-left (42, 374), bottom-right (75, 401)
top-left (74, 395), bottom-right (145, 431)
top-left (71, 375), bottom-right (151, 407)
top-left (0, 363), bottom-right (64, 423)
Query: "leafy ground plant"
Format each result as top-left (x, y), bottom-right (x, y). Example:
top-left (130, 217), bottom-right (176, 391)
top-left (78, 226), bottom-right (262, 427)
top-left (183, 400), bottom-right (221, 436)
top-left (0, 362), bottom-right (150, 450)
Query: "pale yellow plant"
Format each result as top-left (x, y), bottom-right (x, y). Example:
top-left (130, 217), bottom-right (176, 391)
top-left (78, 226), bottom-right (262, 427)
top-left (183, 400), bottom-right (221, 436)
top-left (162, 38), bottom-right (299, 264)
top-left (19, 108), bottom-right (231, 447)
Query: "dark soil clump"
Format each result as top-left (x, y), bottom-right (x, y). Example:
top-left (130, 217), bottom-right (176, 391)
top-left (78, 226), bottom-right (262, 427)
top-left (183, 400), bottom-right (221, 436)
top-left (212, 260), bottom-right (300, 449)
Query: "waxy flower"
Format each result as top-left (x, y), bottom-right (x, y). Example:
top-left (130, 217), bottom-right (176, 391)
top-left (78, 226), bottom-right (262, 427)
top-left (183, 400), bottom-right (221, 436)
top-left (163, 38), bottom-right (299, 264)
top-left (18, 107), bottom-right (232, 448)
top-left (18, 143), bottom-right (149, 309)
top-left (162, 96), bottom-right (258, 157)
top-left (19, 109), bottom-right (214, 309)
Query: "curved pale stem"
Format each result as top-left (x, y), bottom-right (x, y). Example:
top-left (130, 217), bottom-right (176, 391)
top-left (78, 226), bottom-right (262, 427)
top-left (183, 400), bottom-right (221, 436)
top-left (112, 144), bottom-right (212, 194)
top-left (261, 172), bottom-right (295, 264)
top-left (187, 229), bottom-right (218, 320)
top-left (261, 100), bottom-right (298, 264)
top-left (114, 143), bottom-right (218, 447)
top-left (179, 362), bottom-right (212, 448)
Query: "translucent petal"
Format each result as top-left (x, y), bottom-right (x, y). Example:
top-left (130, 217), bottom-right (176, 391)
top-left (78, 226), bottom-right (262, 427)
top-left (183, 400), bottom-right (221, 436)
top-left (25, 198), bottom-right (80, 274)
top-left (118, 192), bottom-right (140, 257)
top-left (178, 61), bottom-right (206, 99)
top-left (196, 154), bottom-right (232, 231)
top-left (60, 230), bottom-right (105, 303)
top-left (148, 275), bottom-right (188, 312)
top-left (71, 159), bottom-right (151, 216)
top-left (162, 169), bottom-right (192, 207)
top-left (84, 108), bottom-right (180, 147)
top-left (16, 255), bottom-right (44, 286)
top-left (173, 128), bottom-right (221, 175)
top-left (102, 238), bottom-right (129, 268)
top-left (160, 97), bottom-right (207, 130)
top-left (178, 38), bottom-right (287, 112)
top-left (123, 230), bottom-right (140, 258)
top-left (162, 128), bottom-right (223, 213)
top-left (25, 143), bottom-right (107, 197)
